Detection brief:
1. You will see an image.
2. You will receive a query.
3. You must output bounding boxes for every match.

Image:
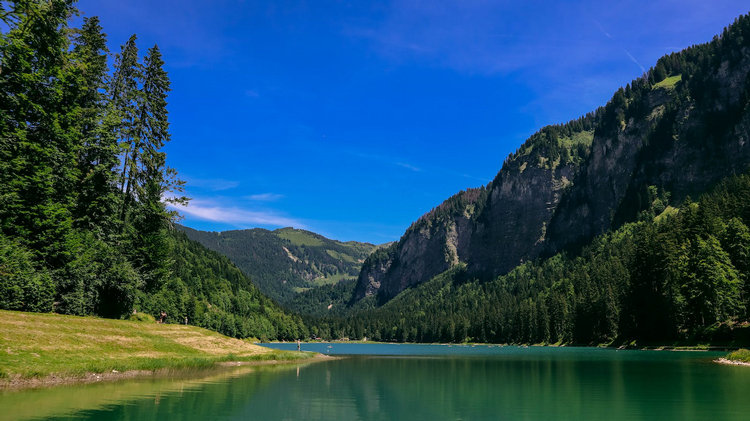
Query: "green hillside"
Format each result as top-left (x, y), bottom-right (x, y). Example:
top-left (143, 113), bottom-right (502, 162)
top-left (315, 173), bottom-right (750, 345)
top-left (178, 225), bottom-right (380, 308)
top-left (0, 310), bottom-right (309, 383)
top-left (0, 3), bottom-right (304, 342)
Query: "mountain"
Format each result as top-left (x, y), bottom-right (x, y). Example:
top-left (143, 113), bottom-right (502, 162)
top-left (178, 225), bottom-right (380, 307)
top-left (162, 230), bottom-right (307, 340)
top-left (352, 13), bottom-right (750, 306)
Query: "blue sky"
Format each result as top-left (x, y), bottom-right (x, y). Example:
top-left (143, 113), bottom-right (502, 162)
top-left (76, 0), bottom-right (749, 244)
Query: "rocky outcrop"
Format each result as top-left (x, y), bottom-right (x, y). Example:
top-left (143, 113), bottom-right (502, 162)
top-left (352, 188), bottom-right (483, 302)
top-left (352, 19), bottom-right (750, 306)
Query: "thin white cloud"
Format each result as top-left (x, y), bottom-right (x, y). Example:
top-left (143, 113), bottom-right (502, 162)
top-left (171, 198), bottom-right (303, 228)
top-left (593, 20), bottom-right (612, 39)
top-left (184, 176), bottom-right (240, 191)
top-left (593, 20), bottom-right (646, 73)
top-left (623, 49), bottom-right (646, 73)
top-left (247, 193), bottom-right (284, 202)
top-left (352, 151), bottom-right (422, 172)
top-left (395, 162), bottom-right (422, 172)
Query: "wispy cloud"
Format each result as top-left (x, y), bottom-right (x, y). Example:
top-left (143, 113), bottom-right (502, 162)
top-left (394, 162), bottom-right (422, 172)
top-left (593, 20), bottom-right (612, 39)
top-left (247, 193), bottom-right (284, 202)
top-left (593, 19), bottom-right (646, 73)
top-left (184, 176), bottom-right (240, 191)
top-left (623, 49), bottom-right (646, 73)
top-left (352, 151), bottom-right (422, 172)
top-left (171, 198), bottom-right (303, 228)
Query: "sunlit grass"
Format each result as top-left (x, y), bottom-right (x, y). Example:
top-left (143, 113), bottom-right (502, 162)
top-left (0, 310), bottom-right (311, 380)
top-left (653, 74), bottom-right (682, 90)
top-left (727, 348), bottom-right (750, 363)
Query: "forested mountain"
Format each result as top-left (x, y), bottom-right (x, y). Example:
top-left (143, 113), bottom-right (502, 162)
top-left (316, 174), bottom-right (750, 345)
top-left (178, 225), bottom-right (380, 310)
top-left (0, 0), bottom-right (303, 340)
top-left (352, 13), bottom-right (750, 308)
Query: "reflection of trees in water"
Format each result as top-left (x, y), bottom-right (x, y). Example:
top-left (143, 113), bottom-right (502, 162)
top-left (1, 364), bottom-right (296, 421)
top-left (10, 355), bottom-right (750, 421)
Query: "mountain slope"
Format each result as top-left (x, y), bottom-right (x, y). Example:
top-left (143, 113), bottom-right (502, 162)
top-left (140, 230), bottom-right (307, 340)
top-left (353, 13), bottom-right (750, 306)
top-left (319, 173), bottom-right (750, 345)
top-left (178, 226), bottom-right (379, 306)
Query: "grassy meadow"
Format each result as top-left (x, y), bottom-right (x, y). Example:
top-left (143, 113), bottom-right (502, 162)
top-left (0, 310), bottom-right (312, 383)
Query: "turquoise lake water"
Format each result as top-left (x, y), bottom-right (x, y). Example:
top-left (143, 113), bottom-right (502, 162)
top-left (2, 343), bottom-right (748, 420)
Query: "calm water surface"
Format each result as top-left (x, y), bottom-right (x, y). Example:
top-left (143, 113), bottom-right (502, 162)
top-left (2, 344), bottom-right (748, 421)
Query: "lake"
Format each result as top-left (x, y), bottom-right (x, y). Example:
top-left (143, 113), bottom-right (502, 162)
top-left (2, 344), bottom-right (748, 421)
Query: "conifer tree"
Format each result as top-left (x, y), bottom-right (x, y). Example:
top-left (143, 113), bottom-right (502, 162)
top-left (0, 0), bottom-right (79, 268)
top-left (70, 16), bottom-right (120, 238)
top-left (110, 34), bottom-right (141, 225)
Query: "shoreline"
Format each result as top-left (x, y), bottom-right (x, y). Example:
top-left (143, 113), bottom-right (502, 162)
top-left (1, 353), bottom-right (336, 391)
top-left (715, 358), bottom-right (750, 367)
top-left (269, 340), bottom-right (741, 352)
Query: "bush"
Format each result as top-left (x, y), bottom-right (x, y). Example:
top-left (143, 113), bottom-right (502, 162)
top-left (727, 348), bottom-right (750, 362)
top-left (128, 312), bottom-right (156, 323)
top-left (0, 235), bottom-right (55, 312)
top-left (56, 232), bottom-right (141, 318)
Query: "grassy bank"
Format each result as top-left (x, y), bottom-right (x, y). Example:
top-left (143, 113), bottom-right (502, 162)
top-left (725, 349), bottom-right (750, 363)
top-left (0, 310), bottom-right (316, 387)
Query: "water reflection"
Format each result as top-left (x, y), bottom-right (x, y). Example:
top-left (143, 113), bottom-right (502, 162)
top-left (2, 347), bottom-right (749, 421)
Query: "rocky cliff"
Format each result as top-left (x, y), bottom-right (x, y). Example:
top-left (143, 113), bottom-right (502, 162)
top-left (352, 15), bottom-right (750, 305)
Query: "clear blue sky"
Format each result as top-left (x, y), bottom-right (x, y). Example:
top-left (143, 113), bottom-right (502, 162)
top-left (76, 0), bottom-right (749, 244)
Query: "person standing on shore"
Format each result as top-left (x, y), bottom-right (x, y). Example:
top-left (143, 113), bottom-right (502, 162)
top-left (297, 339), bottom-right (301, 351)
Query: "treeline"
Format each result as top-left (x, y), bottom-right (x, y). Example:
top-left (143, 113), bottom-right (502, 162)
top-left (0, 1), bottom-right (304, 340)
top-left (312, 174), bottom-right (750, 344)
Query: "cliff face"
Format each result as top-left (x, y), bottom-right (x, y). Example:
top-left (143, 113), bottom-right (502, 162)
top-left (548, 48), bottom-right (750, 252)
top-left (352, 188), bottom-right (482, 302)
top-left (353, 127), bottom-right (593, 302)
top-left (467, 151), bottom-right (580, 277)
top-left (352, 18), bottom-right (750, 305)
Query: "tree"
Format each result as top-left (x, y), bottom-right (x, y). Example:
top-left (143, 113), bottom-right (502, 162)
top-left (682, 236), bottom-right (744, 327)
top-left (0, 0), bottom-right (79, 269)
top-left (69, 16), bottom-right (120, 239)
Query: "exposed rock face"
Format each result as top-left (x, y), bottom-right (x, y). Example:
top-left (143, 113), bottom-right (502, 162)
top-left (353, 32), bottom-right (750, 306)
top-left (548, 51), bottom-right (750, 251)
top-left (352, 188), bottom-right (482, 302)
top-left (467, 159), bottom-right (576, 277)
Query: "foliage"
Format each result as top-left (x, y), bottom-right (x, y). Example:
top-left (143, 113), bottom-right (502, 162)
top-left (313, 174), bottom-right (750, 345)
top-left (0, 1), bottom-right (304, 340)
top-left (128, 312), bottom-right (156, 323)
top-left (727, 348), bottom-right (750, 363)
top-left (180, 225), bottom-right (377, 307)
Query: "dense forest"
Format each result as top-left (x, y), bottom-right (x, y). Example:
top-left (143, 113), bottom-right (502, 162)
top-left (0, 0), bottom-right (304, 340)
top-left (179, 225), bottom-right (377, 306)
top-left (4, 1), bottom-right (750, 348)
top-left (312, 174), bottom-right (750, 345)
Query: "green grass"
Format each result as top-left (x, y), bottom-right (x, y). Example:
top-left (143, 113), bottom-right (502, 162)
top-left (275, 228), bottom-right (324, 247)
top-left (726, 349), bottom-right (750, 363)
top-left (326, 249), bottom-right (358, 263)
top-left (654, 206), bottom-right (679, 223)
top-left (559, 130), bottom-right (594, 149)
top-left (652, 74), bottom-right (682, 90)
top-left (312, 271), bottom-right (355, 286)
top-left (0, 310), bottom-right (313, 381)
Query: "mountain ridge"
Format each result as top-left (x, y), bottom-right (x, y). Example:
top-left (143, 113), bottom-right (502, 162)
top-left (352, 13), bottom-right (750, 307)
top-left (178, 225), bottom-right (381, 308)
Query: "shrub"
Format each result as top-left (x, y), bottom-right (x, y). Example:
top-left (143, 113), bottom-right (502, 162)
top-left (0, 235), bottom-right (55, 312)
top-left (128, 312), bottom-right (156, 323)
